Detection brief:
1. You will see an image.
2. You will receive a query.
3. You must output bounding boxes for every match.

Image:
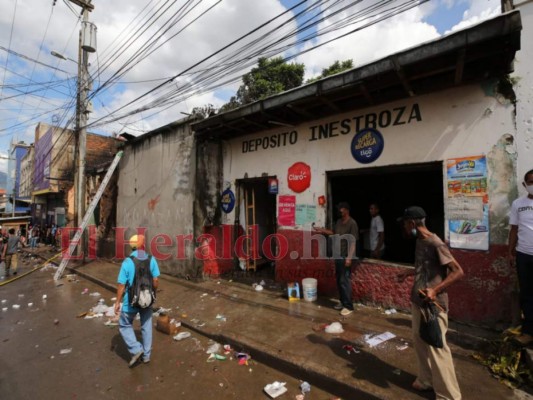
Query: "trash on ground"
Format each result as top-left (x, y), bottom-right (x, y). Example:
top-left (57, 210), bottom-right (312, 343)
top-left (254, 284), bottom-right (264, 292)
top-left (12, 304), bottom-right (20, 309)
top-left (173, 332), bottom-right (191, 341)
top-left (42, 294), bottom-right (47, 300)
top-left (236, 352), bottom-right (251, 365)
top-left (89, 292), bottom-right (101, 297)
top-left (54, 319), bottom-right (60, 325)
top-left (156, 314), bottom-right (180, 335)
top-left (300, 381), bottom-right (311, 394)
top-left (18, 294), bottom-right (24, 298)
top-left (27, 303), bottom-right (33, 307)
top-left (365, 331), bottom-right (396, 348)
top-left (110, 297), bottom-right (117, 301)
top-left (325, 322), bottom-right (344, 334)
top-left (223, 344), bottom-right (233, 354)
top-left (1, 299), bottom-right (6, 304)
top-left (396, 343), bottom-right (409, 351)
top-left (264, 381), bottom-right (287, 399)
top-left (384, 308), bottom-right (397, 315)
top-left (392, 368), bottom-right (402, 375)
top-left (207, 353), bottom-right (227, 362)
top-left (215, 314), bottom-right (226, 322)
top-left (206, 343), bottom-right (221, 354)
top-left (104, 320), bottom-right (119, 327)
top-left (2, 307), bottom-right (7, 312)
top-left (81, 288), bottom-right (89, 294)
top-left (59, 348), bottom-right (72, 355)
top-left (342, 344), bottom-right (360, 354)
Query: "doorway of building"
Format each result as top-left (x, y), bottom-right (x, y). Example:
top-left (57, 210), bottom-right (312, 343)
top-left (328, 161), bottom-right (444, 264)
top-left (234, 177), bottom-right (277, 280)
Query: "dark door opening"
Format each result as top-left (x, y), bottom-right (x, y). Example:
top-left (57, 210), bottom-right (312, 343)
top-left (328, 161), bottom-right (444, 264)
top-left (235, 177), bottom-right (277, 277)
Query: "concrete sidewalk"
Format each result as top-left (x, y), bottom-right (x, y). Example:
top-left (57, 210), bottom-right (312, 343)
top-left (28, 247), bottom-right (522, 399)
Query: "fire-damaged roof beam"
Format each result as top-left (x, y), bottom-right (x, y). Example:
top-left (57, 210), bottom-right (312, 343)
top-left (286, 104), bottom-right (314, 118)
top-left (319, 96), bottom-right (341, 112)
top-left (455, 48), bottom-right (466, 85)
top-left (391, 57), bottom-right (415, 97)
top-left (242, 117), bottom-right (269, 130)
top-left (222, 122), bottom-right (247, 133)
top-left (260, 108), bottom-right (294, 127)
top-left (359, 82), bottom-right (374, 105)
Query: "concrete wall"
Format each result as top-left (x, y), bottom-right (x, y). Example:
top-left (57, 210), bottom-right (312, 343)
top-left (514, 0), bottom-right (533, 190)
top-left (117, 121), bottom-right (198, 277)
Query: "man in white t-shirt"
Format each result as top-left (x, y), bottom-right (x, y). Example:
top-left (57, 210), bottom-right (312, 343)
top-left (509, 168), bottom-right (533, 346)
top-left (369, 203), bottom-right (385, 259)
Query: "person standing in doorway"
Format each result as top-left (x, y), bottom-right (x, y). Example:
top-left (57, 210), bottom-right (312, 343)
top-left (397, 206), bottom-right (464, 399)
top-left (314, 202), bottom-right (358, 316)
top-left (369, 203), bottom-right (385, 259)
top-left (508, 169), bottom-right (533, 346)
top-left (114, 234), bottom-right (160, 367)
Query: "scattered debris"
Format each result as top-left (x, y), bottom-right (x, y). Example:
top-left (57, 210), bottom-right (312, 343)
top-left (396, 343), bottom-right (409, 351)
top-left (173, 332), bottom-right (191, 341)
top-left (342, 344), bottom-right (360, 354)
top-left (2, 308), bottom-right (7, 312)
top-left (384, 308), bottom-right (397, 315)
top-left (42, 294), bottom-right (47, 300)
top-left (206, 343), bottom-right (221, 354)
top-left (89, 292), bottom-right (101, 297)
top-left (264, 381), bottom-right (287, 399)
top-left (81, 288), bottom-right (89, 295)
top-left (215, 314), bottom-right (226, 322)
top-left (54, 319), bottom-right (60, 325)
top-left (59, 348), bottom-right (72, 355)
top-left (473, 333), bottom-right (533, 389)
top-left (12, 304), bottom-right (20, 309)
top-left (392, 369), bottom-right (402, 375)
top-left (27, 303), bottom-right (33, 307)
top-left (207, 353), bottom-right (227, 362)
top-left (325, 322), bottom-right (344, 334)
top-left (236, 352), bottom-right (251, 366)
top-left (365, 332), bottom-right (396, 348)
top-left (300, 381), bottom-right (311, 394)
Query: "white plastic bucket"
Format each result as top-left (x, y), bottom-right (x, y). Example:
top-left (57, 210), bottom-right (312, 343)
top-left (302, 278), bottom-right (317, 302)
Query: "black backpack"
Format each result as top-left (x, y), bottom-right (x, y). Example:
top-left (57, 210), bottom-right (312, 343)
top-left (127, 255), bottom-right (156, 309)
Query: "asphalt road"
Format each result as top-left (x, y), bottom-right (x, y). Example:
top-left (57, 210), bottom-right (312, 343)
top-left (0, 254), bottom-right (336, 400)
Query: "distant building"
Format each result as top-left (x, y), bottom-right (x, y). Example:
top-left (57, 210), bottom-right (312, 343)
top-left (5, 139), bottom-right (31, 215)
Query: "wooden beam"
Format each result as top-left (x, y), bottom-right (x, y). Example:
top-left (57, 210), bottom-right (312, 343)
top-left (391, 57), bottom-right (415, 97)
top-left (454, 48), bottom-right (466, 85)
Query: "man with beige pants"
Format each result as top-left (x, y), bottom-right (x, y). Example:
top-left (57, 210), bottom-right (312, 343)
top-left (397, 206), bottom-right (464, 400)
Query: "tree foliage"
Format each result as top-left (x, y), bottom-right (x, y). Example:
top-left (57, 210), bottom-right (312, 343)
top-left (220, 57), bottom-right (305, 112)
top-left (306, 59), bottom-right (354, 83)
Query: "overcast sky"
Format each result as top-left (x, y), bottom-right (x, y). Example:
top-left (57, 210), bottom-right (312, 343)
top-left (0, 0), bottom-right (502, 172)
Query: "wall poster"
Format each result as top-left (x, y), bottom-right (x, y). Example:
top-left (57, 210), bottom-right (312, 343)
top-left (295, 204), bottom-right (317, 225)
top-left (446, 155), bottom-right (489, 250)
top-left (278, 195), bottom-right (296, 226)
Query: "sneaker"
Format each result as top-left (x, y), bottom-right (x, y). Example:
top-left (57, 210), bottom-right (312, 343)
top-left (514, 333), bottom-right (533, 346)
top-left (129, 351), bottom-right (144, 368)
top-left (12, 271), bottom-right (17, 276)
top-left (333, 303), bottom-right (343, 310)
top-left (412, 379), bottom-right (432, 392)
top-left (142, 357), bottom-right (150, 364)
top-left (340, 308), bottom-right (353, 316)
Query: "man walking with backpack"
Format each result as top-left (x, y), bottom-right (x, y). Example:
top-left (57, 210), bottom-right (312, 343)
top-left (114, 234), bottom-right (160, 367)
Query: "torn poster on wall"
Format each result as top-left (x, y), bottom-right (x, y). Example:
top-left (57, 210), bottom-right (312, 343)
top-left (446, 155), bottom-right (489, 250)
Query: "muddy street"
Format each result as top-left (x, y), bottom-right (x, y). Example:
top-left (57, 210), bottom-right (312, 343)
top-left (0, 255), bottom-right (335, 400)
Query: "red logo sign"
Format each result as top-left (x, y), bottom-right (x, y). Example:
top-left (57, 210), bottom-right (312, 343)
top-left (287, 162), bottom-right (311, 193)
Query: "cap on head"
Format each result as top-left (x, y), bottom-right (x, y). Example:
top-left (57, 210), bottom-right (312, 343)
top-left (397, 206), bottom-right (426, 222)
top-left (129, 234), bottom-right (145, 249)
top-left (337, 202), bottom-right (350, 211)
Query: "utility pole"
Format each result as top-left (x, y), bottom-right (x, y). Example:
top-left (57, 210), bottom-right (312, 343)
top-left (69, 0), bottom-right (95, 257)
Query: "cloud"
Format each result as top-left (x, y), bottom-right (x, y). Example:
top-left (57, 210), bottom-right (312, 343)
top-left (0, 0), bottom-right (505, 146)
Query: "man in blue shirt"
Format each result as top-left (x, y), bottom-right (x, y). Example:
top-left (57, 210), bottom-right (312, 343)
top-left (114, 234), bottom-right (160, 367)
